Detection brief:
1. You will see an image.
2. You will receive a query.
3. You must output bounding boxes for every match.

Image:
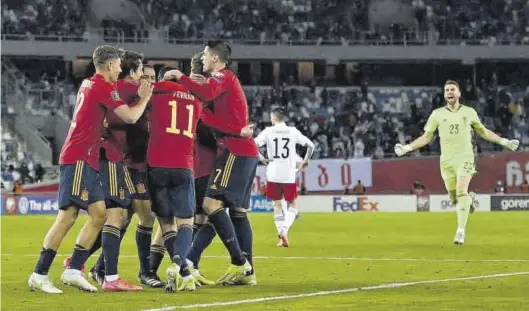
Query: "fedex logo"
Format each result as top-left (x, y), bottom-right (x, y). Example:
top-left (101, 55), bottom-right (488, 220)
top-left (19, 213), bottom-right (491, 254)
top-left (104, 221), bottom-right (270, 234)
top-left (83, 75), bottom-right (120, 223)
top-left (332, 197), bottom-right (379, 212)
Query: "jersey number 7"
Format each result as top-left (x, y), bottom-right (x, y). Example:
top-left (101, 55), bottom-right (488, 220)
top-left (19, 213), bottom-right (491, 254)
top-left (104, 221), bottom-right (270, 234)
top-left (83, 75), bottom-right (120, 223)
top-left (166, 100), bottom-right (194, 138)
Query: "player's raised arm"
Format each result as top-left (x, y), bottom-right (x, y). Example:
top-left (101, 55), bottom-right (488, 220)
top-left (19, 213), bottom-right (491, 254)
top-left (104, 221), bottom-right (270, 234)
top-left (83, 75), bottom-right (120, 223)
top-left (166, 70), bottom-right (227, 102)
top-left (395, 111), bottom-right (437, 156)
top-left (170, 41), bottom-right (232, 101)
top-left (113, 80), bottom-right (153, 124)
top-left (470, 108), bottom-right (519, 151)
top-left (200, 107), bottom-right (253, 137)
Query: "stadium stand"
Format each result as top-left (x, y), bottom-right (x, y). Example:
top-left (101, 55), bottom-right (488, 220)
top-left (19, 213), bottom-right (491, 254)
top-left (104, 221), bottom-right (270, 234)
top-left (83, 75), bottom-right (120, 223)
top-left (1, 0), bottom-right (528, 170)
top-left (2, 0), bottom-right (528, 45)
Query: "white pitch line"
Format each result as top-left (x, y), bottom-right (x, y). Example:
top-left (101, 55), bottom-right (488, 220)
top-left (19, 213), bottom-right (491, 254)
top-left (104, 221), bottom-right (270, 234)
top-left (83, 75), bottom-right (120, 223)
top-left (1, 254), bottom-right (529, 263)
top-left (142, 271), bottom-right (529, 311)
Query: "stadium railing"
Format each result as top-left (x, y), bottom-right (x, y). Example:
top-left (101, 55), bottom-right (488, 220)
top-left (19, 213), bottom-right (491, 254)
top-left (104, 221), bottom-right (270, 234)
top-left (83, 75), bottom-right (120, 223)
top-left (2, 29), bottom-right (528, 46)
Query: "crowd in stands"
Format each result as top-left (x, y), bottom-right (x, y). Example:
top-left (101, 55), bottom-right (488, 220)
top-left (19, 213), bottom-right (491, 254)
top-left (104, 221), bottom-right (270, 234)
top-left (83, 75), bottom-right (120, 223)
top-left (49, 80), bottom-right (528, 160)
top-left (1, 0), bottom-right (86, 38)
top-left (246, 82), bottom-right (529, 159)
top-left (1, 126), bottom-right (45, 191)
top-left (2, 0), bottom-right (529, 45)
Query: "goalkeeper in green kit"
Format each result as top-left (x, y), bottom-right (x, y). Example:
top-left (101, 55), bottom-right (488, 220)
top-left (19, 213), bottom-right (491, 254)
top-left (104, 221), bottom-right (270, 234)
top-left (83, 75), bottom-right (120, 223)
top-left (394, 80), bottom-right (519, 245)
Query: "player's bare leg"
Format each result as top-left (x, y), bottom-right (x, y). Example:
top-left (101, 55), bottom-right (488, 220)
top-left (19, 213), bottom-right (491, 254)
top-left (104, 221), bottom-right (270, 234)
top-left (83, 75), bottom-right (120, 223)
top-left (186, 214), bottom-right (216, 285)
top-left (132, 199), bottom-right (163, 287)
top-left (454, 176), bottom-right (473, 245)
top-left (30, 206), bottom-right (80, 294)
top-left (203, 197), bottom-right (251, 285)
top-left (100, 207), bottom-right (142, 291)
top-left (272, 200), bottom-right (285, 246)
top-left (61, 201), bottom-right (107, 293)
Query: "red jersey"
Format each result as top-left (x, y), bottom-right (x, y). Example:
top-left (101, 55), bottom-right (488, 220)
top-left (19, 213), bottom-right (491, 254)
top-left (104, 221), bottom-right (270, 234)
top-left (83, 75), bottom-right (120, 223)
top-left (124, 112), bottom-right (149, 171)
top-left (147, 82), bottom-right (203, 169)
top-left (194, 143), bottom-right (216, 178)
top-left (179, 68), bottom-right (259, 157)
top-left (59, 74), bottom-right (126, 170)
top-left (101, 79), bottom-right (139, 162)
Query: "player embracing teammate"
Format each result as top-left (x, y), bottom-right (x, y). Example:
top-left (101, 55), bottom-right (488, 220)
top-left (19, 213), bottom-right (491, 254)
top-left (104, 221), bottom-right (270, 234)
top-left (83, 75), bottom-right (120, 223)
top-left (29, 41), bottom-right (259, 293)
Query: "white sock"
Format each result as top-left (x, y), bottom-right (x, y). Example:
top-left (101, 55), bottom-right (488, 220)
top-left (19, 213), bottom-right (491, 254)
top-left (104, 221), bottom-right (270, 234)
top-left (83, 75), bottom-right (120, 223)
top-left (456, 194), bottom-right (472, 230)
top-left (281, 200), bottom-right (288, 215)
top-left (274, 212), bottom-right (284, 234)
top-left (105, 274), bottom-right (119, 282)
top-left (282, 208), bottom-right (298, 234)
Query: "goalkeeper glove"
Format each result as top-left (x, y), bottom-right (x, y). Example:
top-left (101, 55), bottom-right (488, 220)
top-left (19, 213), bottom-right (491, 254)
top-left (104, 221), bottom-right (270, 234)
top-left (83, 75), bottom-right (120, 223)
top-left (500, 138), bottom-right (519, 151)
top-left (394, 143), bottom-right (413, 156)
top-left (191, 52), bottom-right (204, 74)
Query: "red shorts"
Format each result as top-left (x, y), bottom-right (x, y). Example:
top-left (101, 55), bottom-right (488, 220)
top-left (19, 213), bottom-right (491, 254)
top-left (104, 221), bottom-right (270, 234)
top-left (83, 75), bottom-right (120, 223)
top-left (266, 181), bottom-right (297, 202)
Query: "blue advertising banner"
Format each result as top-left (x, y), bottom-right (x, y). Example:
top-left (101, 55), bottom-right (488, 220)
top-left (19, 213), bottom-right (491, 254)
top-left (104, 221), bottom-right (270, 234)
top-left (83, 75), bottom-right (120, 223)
top-left (248, 195), bottom-right (274, 213)
top-left (15, 194), bottom-right (59, 215)
top-left (0, 195), bottom-right (4, 215)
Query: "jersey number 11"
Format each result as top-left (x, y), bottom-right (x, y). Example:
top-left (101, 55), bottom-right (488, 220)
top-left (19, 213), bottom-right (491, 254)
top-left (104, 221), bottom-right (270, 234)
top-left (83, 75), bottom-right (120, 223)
top-left (166, 100), bottom-right (194, 138)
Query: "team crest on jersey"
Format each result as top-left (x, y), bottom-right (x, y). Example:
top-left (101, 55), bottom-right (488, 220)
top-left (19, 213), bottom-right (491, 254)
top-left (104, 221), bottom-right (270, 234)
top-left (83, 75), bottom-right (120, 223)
top-left (462, 116), bottom-right (467, 123)
top-left (137, 183), bottom-right (146, 194)
top-left (111, 91), bottom-right (121, 101)
top-left (119, 188), bottom-right (125, 200)
top-left (81, 189), bottom-right (89, 201)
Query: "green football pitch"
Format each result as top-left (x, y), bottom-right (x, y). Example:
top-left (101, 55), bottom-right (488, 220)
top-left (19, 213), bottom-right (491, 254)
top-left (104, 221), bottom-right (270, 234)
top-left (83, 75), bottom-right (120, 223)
top-left (2, 212), bottom-right (529, 311)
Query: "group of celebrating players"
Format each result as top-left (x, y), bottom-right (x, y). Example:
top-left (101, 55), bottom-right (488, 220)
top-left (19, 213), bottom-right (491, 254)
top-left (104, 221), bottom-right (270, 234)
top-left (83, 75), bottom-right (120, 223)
top-left (27, 38), bottom-right (520, 296)
top-left (28, 40), bottom-right (271, 294)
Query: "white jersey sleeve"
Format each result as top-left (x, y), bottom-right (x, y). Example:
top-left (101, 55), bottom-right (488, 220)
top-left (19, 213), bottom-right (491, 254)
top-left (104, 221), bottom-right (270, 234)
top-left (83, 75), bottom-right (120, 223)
top-left (263, 124), bottom-right (305, 184)
top-left (254, 128), bottom-right (269, 148)
top-left (293, 128), bottom-right (315, 150)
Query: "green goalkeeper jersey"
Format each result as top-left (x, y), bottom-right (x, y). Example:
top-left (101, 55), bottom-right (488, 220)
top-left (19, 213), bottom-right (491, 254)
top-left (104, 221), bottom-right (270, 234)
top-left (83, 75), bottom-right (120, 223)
top-left (424, 105), bottom-right (485, 162)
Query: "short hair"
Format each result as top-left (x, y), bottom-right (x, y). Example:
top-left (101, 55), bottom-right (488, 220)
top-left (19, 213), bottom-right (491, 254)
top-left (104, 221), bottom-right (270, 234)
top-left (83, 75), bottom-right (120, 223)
top-left (92, 45), bottom-right (124, 68)
top-left (143, 64), bottom-right (154, 71)
top-left (272, 107), bottom-right (287, 121)
top-left (444, 80), bottom-right (460, 89)
top-left (205, 40), bottom-right (232, 63)
top-left (119, 50), bottom-right (144, 79)
top-left (158, 66), bottom-right (178, 82)
top-left (84, 61), bottom-right (96, 78)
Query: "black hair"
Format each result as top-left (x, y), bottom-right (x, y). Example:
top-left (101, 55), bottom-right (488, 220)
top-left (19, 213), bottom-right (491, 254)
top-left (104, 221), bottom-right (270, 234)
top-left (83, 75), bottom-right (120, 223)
top-left (84, 61), bottom-right (96, 78)
top-left (118, 50), bottom-right (144, 79)
top-left (157, 65), bottom-right (178, 82)
top-left (205, 40), bottom-right (232, 63)
top-left (272, 107), bottom-right (287, 122)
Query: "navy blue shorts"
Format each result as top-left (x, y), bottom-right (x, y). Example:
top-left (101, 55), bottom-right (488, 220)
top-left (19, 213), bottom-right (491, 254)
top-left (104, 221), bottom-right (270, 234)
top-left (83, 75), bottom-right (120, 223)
top-left (205, 150), bottom-right (258, 209)
top-left (194, 175), bottom-right (210, 215)
top-left (127, 168), bottom-right (150, 200)
top-left (58, 161), bottom-right (105, 210)
top-left (99, 157), bottom-right (135, 209)
top-left (148, 167), bottom-right (195, 219)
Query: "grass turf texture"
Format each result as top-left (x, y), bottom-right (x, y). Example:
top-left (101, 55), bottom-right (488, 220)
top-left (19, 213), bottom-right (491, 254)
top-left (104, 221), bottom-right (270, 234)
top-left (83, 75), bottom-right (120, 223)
top-left (2, 212), bottom-right (529, 311)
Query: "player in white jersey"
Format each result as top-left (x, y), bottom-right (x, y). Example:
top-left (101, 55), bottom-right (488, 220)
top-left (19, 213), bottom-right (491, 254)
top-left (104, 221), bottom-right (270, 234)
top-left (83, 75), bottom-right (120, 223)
top-left (254, 108), bottom-right (314, 247)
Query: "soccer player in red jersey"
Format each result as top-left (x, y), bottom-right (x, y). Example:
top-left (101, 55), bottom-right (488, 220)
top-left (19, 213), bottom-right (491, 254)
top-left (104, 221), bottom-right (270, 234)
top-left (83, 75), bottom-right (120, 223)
top-left (147, 67), bottom-right (253, 292)
top-left (165, 40), bottom-right (259, 285)
top-left (28, 45), bottom-right (153, 294)
top-left (80, 51), bottom-right (146, 291)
